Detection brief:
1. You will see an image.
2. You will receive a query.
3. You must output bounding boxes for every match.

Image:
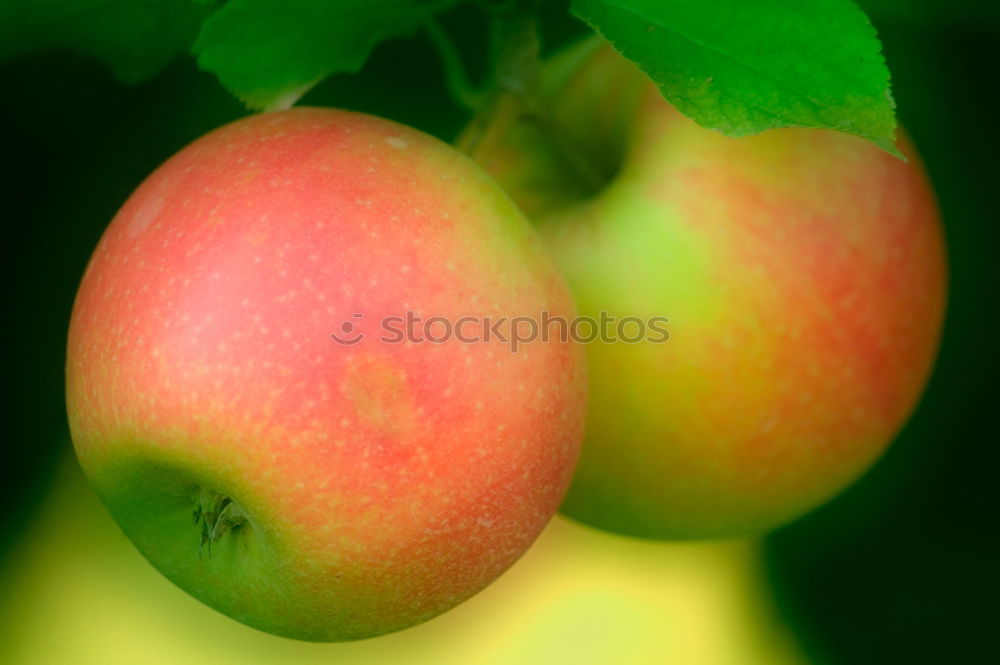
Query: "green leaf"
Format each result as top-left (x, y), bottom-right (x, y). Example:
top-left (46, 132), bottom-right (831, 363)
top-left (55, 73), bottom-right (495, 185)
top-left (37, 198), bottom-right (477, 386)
top-left (0, 0), bottom-right (213, 84)
top-left (570, 0), bottom-right (900, 155)
top-left (193, 0), bottom-right (459, 111)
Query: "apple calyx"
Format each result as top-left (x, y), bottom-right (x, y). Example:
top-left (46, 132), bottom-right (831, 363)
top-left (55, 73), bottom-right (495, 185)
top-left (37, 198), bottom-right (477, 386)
top-left (192, 487), bottom-right (247, 557)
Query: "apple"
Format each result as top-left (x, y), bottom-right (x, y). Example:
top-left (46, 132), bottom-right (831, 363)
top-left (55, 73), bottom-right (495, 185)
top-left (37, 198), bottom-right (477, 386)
top-left (463, 39), bottom-right (947, 539)
top-left (65, 108), bottom-right (586, 641)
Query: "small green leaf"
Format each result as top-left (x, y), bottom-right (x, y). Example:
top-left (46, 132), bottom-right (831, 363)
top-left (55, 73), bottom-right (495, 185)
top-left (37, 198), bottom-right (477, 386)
top-left (0, 0), bottom-right (213, 83)
top-left (193, 0), bottom-right (459, 111)
top-left (570, 0), bottom-right (900, 155)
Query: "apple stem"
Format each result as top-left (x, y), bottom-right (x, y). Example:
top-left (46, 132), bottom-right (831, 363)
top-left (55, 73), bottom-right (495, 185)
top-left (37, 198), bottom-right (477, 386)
top-left (489, 4), bottom-right (541, 104)
top-left (455, 1), bottom-right (542, 155)
top-left (424, 18), bottom-right (487, 111)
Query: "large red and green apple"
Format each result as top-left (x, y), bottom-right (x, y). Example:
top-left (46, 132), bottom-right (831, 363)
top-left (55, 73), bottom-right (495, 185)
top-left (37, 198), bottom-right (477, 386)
top-left (65, 108), bottom-right (586, 640)
top-left (464, 39), bottom-right (947, 539)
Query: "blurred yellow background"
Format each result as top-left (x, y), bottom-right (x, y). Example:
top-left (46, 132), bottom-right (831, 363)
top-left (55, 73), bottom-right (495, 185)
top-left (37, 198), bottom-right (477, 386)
top-left (0, 457), bottom-right (806, 665)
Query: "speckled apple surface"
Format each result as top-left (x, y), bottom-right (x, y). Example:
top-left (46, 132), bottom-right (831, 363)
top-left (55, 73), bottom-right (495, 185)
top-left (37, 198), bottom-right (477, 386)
top-left (466, 40), bottom-right (947, 539)
top-left (66, 108), bottom-right (586, 640)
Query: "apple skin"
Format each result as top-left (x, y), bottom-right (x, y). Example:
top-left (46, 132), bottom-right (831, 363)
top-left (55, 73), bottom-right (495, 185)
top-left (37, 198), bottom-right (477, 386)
top-left (464, 40), bottom-right (947, 539)
top-left (65, 108), bottom-right (586, 641)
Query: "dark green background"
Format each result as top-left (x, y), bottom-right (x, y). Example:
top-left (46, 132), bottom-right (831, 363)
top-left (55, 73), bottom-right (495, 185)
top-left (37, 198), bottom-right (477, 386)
top-left (2, 2), bottom-right (997, 663)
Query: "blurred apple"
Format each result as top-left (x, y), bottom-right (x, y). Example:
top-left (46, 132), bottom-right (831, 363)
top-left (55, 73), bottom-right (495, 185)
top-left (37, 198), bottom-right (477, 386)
top-left (463, 39), bottom-right (947, 539)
